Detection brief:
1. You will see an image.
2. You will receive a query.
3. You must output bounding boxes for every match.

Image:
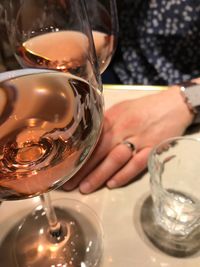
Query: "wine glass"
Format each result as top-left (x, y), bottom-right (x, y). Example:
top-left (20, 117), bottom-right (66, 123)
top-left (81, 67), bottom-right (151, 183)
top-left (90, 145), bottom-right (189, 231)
top-left (2, 1), bottom-right (104, 266)
top-left (0, 69), bottom-right (103, 267)
top-left (85, 0), bottom-right (119, 74)
top-left (8, 0), bottom-right (118, 75)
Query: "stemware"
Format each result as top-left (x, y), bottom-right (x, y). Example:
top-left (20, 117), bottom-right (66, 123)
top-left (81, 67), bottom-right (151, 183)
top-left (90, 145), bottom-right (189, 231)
top-left (2, 0), bottom-right (104, 266)
top-left (0, 68), bottom-right (103, 267)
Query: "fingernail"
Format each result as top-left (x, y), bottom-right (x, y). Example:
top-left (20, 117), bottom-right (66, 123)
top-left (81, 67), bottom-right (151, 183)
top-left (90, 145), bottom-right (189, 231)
top-left (107, 180), bottom-right (117, 189)
top-left (80, 181), bottom-right (91, 193)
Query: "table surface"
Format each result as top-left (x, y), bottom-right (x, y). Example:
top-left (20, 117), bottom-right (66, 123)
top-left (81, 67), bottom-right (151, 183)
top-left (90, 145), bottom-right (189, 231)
top-left (0, 86), bottom-right (200, 267)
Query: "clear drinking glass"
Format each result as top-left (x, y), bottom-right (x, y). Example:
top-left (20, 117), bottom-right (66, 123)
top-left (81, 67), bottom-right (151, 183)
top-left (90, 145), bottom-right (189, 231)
top-left (1, 0), bottom-right (104, 265)
top-left (141, 136), bottom-right (200, 257)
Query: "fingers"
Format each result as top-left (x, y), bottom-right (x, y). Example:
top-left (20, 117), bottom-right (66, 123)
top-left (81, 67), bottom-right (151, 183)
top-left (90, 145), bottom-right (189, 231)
top-left (79, 146), bottom-right (152, 194)
top-left (62, 125), bottom-right (118, 191)
top-left (62, 168), bottom-right (85, 191)
top-left (107, 147), bottom-right (152, 188)
top-left (78, 143), bottom-right (133, 194)
top-left (63, 134), bottom-right (152, 194)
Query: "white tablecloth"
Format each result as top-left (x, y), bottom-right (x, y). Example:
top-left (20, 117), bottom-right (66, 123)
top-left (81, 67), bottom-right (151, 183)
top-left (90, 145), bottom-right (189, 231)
top-left (1, 86), bottom-right (199, 267)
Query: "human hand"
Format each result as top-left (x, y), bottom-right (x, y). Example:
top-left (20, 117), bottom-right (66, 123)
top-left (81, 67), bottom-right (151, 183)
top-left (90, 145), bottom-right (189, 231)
top-left (62, 86), bottom-right (194, 194)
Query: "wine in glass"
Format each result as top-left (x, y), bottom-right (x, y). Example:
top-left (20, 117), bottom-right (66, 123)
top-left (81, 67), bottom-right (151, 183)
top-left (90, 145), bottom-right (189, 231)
top-left (2, 0), bottom-right (104, 266)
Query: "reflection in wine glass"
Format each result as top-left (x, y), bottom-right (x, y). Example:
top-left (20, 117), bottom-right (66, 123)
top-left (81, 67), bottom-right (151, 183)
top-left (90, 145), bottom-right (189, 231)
top-left (86, 0), bottom-right (119, 74)
top-left (3, 0), bottom-right (104, 266)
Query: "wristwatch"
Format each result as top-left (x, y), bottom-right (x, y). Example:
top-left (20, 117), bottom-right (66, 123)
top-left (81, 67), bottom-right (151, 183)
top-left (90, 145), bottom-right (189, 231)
top-left (180, 83), bottom-right (200, 124)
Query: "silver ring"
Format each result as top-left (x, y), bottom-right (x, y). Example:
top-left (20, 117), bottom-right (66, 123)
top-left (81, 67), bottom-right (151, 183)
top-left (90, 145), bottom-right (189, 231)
top-left (123, 140), bottom-right (137, 154)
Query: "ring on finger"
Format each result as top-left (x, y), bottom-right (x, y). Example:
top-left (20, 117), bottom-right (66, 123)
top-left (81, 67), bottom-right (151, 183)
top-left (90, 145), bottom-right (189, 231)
top-left (122, 140), bottom-right (137, 155)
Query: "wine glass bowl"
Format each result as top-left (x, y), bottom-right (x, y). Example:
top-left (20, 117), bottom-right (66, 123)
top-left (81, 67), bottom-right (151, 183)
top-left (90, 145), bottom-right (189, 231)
top-left (10, 0), bottom-right (98, 82)
top-left (10, 0), bottom-right (119, 77)
top-left (0, 70), bottom-right (103, 200)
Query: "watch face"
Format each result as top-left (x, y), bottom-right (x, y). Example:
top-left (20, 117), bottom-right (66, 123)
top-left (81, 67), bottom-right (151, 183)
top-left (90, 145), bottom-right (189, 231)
top-left (184, 84), bottom-right (200, 108)
top-left (181, 83), bottom-right (200, 124)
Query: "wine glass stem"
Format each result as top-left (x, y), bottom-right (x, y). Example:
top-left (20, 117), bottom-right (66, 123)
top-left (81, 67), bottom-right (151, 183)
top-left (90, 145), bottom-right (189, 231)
top-left (40, 193), bottom-right (65, 239)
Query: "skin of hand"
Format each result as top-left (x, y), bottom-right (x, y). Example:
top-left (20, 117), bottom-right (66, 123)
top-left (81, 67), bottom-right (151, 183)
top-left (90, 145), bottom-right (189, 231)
top-left (62, 85), bottom-right (195, 194)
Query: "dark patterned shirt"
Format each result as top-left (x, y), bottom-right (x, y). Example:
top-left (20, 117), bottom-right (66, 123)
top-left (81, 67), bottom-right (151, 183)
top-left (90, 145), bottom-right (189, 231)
top-left (114, 0), bottom-right (200, 85)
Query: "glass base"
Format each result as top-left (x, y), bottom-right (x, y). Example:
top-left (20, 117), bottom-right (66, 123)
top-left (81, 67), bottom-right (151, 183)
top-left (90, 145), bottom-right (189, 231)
top-left (14, 198), bottom-right (103, 266)
top-left (141, 195), bottom-right (200, 257)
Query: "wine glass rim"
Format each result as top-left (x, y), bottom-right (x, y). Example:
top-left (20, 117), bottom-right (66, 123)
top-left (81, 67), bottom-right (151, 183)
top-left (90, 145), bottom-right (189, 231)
top-left (0, 68), bottom-right (53, 83)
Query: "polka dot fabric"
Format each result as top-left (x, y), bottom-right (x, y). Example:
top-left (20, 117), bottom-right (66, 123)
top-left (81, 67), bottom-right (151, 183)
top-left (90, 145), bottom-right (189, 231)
top-left (114, 0), bottom-right (200, 85)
